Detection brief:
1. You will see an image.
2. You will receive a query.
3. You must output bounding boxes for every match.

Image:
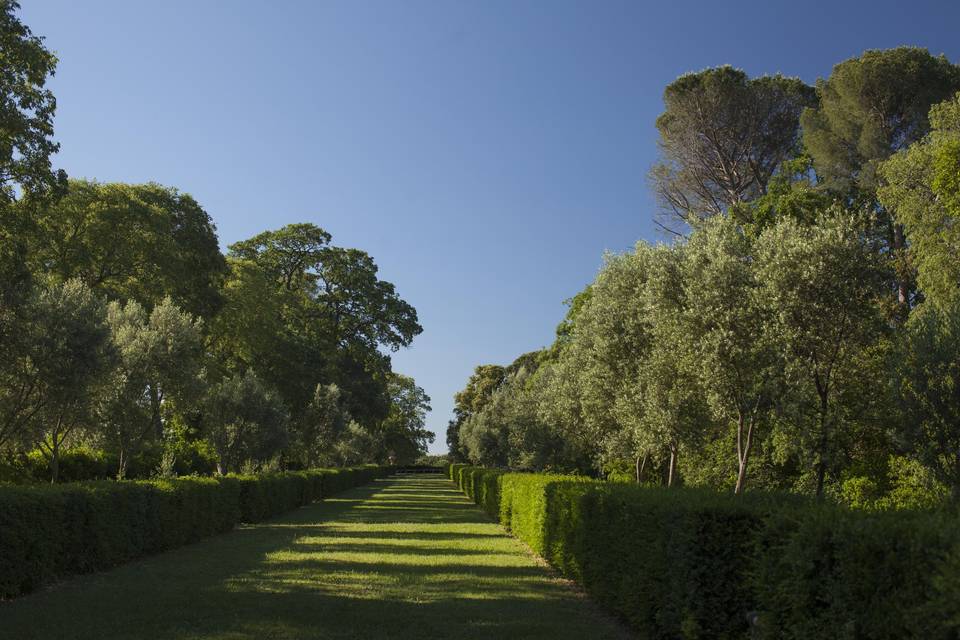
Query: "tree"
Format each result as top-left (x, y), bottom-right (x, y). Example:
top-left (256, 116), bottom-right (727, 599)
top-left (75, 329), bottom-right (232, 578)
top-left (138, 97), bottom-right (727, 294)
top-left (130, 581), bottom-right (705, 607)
top-left (453, 365), bottom-right (506, 418)
top-left (334, 421), bottom-right (381, 467)
top-left (684, 217), bottom-right (781, 493)
top-left (26, 281), bottom-right (113, 482)
top-left (802, 47), bottom-right (960, 307)
top-left (803, 48), bottom-right (960, 194)
top-left (229, 224), bottom-right (420, 352)
top-left (378, 373), bottom-right (433, 464)
top-left (448, 364), bottom-right (506, 460)
top-left (879, 92), bottom-right (960, 308)
top-left (223, 224), bottom-right (421, 426)
top-left (622, 244), bottom-right (711, 487)
top-left (0, 280), bottom-right (111, 479)
top-left (892, 300), bottom-right (960, 501)
top-left (98, 298), bottom-right (204, 478)
top-left (202, 370), bottom-right (289, 475)
top-left (459, 382), bottom-right (513, 467)
top-left (0, 0), bottom-right (67, 384)
top-left (0, 1), bottom-right (64, 203)
top-left (28, 180), bottom-right (227, 319)
top-left (560, 247), bottom-right (656, 472)
top-left (756, 213), bottom-right (888, 498)
top-left (295, 383), bottom-right (351, 468)
top-left (651, 66), bottom-right (814, 231)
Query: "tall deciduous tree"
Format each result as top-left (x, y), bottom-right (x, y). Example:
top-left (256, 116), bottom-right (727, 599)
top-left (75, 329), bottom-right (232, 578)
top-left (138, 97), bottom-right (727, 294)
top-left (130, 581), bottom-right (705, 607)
top-left (0, 1), bottom-right (64, 202)
top-left (223, 224), bottom-right (421, 426)
top-left (0, 0), bottom-right (67, 375)
top-left (28, 180), bottom-right (227, 319)
top-left (628, 244), bottom-right (710, 487)
top-left (558, 248), bottom-right (655, 469)
top-left (378, 373), bottom-right (433, 464)
top-left (651, 66), bottom-right (814, 230)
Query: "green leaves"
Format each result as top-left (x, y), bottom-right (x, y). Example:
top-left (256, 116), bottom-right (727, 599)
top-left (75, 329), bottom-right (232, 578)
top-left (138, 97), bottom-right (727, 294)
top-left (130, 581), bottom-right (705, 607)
top-left (880, 92), bottom-right (960, 308)
top-left (28, 180), bottom-right (227, 319)
top-left (0, 1), bottom-right (64, 202)
top-left (803, 48), bottom-right (960, 194)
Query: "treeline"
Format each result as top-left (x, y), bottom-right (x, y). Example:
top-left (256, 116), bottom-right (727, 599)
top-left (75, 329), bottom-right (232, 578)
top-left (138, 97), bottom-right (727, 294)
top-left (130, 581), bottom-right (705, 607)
top-left (448, 48), bottom-right (960, 507)
top-left (0, 3), bottom-right (432, 482)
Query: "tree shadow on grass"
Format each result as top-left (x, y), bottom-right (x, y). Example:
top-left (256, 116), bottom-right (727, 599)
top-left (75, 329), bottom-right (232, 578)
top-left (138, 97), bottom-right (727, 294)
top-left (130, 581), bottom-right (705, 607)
top-left (0, 475), bottom-right (631, 640)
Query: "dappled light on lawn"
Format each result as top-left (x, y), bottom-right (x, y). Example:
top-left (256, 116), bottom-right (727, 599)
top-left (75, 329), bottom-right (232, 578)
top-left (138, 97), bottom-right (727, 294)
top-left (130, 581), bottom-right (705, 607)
top-left (0, 475), bottom-right (628, 640)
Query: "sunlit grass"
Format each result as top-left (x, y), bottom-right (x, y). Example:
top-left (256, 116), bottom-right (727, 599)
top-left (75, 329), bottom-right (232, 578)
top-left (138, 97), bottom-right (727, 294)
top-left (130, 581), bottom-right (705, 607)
top-left (0, 474), bottom-right (628, 640)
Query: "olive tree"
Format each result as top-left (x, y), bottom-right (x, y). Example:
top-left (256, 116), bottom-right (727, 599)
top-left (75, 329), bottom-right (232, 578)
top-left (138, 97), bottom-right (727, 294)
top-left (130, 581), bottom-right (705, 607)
top-left (0, 280), bottom-right (112, 481)
top-left (203, 370), bottom-right (289, 474)
top-left (98, 297), bottom-right (203, 478)
top-left (756, 213), bottom-right (888, 498)
top-left (684, 217), bottom-right (782, 494)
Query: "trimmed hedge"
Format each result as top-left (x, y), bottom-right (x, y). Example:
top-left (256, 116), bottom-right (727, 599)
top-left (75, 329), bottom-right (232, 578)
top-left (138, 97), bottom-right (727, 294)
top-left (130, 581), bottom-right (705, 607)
top-left (448, 468), bottom-right (960, 639)
top-left (0, 465), bottom-right (391, 599)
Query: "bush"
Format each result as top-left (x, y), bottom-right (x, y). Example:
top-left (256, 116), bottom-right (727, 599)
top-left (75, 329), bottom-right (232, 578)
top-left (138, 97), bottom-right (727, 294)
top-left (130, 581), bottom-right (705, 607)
top-left (0, 465), bottom-right (391, 599)
top-left (448, 468), bottom-right (960, 639)
top-left (449, 465), bottom-right (504, 519)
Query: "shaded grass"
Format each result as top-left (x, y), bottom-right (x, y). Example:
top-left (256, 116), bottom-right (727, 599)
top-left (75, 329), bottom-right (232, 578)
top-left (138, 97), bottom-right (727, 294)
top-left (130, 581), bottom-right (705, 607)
top-left (0, 474), bottom-right (630, 639)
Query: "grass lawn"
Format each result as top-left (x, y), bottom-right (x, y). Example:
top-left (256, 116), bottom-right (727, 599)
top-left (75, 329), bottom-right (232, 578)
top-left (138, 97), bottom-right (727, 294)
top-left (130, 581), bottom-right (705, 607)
top-left (0, 474), bottom-right (630, 639)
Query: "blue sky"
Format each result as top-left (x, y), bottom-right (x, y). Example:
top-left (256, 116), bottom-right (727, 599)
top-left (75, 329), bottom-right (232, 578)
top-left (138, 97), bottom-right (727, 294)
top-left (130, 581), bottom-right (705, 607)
top-left (22, 1), bottom-right (960, 453)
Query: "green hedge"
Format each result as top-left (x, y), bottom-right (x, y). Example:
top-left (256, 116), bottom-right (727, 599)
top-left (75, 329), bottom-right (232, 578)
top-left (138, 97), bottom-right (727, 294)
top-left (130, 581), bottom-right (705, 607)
top-left (449, 465), bottom-right (504, 519)
top-left (447, 468), bottom-right (960, 639)
top-left (0, 465), bottom-right (391, 599)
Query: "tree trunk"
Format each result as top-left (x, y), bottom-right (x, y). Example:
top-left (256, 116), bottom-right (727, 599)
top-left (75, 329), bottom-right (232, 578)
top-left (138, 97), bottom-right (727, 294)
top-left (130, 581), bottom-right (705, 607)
top-left (667, 447), bottom-right (677, 488)
top-left (149, 385), bottom-right (164, 439)
top-left (734, 413), bottom-right (754, 495)
top-left (815, 391), bottom-right (830, 499)
top-left (48, 414), bottom-right (64, 483)
top-left (50, 439), bottom-right (60, 484)
top-left (117, 449), bottom-right (128, 480)
top-left (894, 223), bottom-right (908, 307)
top-left (636, 453), bottom-right (648, 483)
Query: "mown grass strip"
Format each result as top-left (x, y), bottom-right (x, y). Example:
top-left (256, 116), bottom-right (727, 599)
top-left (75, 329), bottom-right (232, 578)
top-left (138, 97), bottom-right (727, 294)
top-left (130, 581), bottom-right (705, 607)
top-left (0, 474), bottom-right (628, 640)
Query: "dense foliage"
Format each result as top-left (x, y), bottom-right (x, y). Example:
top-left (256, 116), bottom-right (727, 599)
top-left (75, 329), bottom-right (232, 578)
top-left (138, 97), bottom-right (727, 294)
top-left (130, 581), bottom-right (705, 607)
top-left (0, 4), bottom-right (432, 482)
top-left (448, 464), bottom-right (960, 639)
top-left (449, 47), bottom-right (960, 507)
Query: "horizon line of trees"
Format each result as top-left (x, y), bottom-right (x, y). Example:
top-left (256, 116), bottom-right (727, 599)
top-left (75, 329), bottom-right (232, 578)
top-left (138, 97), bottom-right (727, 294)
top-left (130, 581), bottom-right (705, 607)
top-left (448, 47), bottom-right (960, 508)
top-left (0, 2), bottom-right (433, 482)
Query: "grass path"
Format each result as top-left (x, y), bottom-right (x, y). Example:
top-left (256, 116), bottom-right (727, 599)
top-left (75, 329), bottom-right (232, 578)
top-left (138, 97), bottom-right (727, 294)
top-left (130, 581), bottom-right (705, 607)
top-left (0, 474), bottom-right (629, 640)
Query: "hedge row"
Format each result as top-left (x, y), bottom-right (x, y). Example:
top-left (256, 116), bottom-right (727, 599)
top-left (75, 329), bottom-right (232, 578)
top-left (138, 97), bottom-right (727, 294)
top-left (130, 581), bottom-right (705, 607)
top-left (0, 465), bottom-right (391, 599)
top-left (447, 465), bottom-right (960, 639)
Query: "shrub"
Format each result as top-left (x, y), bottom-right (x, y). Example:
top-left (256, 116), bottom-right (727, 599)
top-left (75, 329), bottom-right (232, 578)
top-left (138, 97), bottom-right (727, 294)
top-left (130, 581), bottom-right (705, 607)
top-left (449, 466), bottom-right (504, 519)
top-left (448, 468), bottom-right (960, 639)
top-left (0, 465), bottom-right (391, 599)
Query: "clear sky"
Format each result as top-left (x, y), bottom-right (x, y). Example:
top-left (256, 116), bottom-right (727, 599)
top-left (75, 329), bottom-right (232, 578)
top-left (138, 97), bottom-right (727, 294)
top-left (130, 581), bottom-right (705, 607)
top-left (21, 1), bottom-right (960, 454)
